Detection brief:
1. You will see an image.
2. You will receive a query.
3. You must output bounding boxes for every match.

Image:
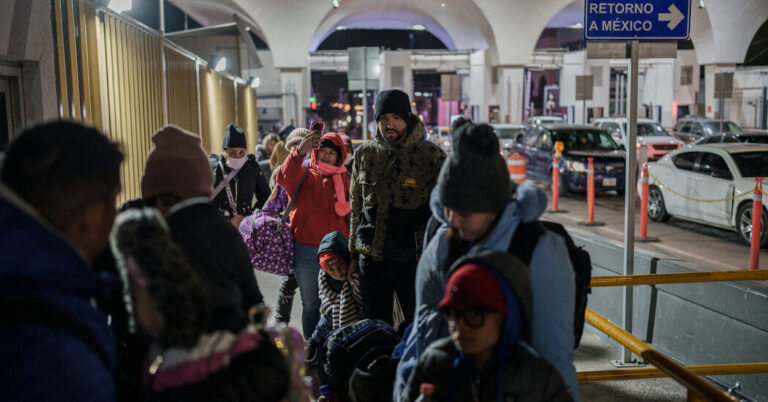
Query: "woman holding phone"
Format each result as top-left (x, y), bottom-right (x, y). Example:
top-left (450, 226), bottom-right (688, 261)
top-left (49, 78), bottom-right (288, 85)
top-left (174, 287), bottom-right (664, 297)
top-left (276, 125), bottom-right (350, 338)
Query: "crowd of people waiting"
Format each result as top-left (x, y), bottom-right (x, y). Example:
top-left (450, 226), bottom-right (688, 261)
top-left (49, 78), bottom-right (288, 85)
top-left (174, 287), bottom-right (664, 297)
top-left (0, 89), bottom-right (579, 402)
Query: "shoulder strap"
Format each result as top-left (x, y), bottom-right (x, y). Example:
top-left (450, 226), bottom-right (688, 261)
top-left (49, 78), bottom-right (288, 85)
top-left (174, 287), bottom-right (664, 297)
top-left (508, 220), bottom-right (547, 266)
top-left (280, 168), bottom-right (310, 225)
top-left (0, 298), bottom-right (110, 369)
top-left (424, 215), bottom-right (442, 245)
top-left (209, 161), bottom-right (241, 201)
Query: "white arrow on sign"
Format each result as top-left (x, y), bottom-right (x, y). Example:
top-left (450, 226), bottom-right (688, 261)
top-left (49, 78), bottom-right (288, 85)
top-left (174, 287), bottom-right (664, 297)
top-left (658, 4), bottom-right (684, 30)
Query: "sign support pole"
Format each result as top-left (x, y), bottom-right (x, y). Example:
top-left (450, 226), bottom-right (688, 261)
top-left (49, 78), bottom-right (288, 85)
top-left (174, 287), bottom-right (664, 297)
top-left (621, 40), bottom-right (640, 365)
top-left (719, 73), bottom-right (725, 133)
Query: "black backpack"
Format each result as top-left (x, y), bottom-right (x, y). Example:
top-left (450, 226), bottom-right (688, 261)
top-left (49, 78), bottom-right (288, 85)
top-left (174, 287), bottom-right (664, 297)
top-left (424, 217), bottom-right (592, 349)
top-left (318, 319), bottom-right (400, 401)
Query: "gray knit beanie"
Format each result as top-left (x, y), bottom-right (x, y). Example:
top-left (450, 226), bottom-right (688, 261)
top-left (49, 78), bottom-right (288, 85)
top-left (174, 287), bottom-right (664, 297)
top-left (437, 123), bottom-right (510, 212)
top-left (285, 128), bottom-right (310, 151)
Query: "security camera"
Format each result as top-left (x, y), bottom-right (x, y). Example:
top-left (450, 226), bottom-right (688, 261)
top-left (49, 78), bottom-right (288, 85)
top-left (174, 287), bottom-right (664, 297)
top-left (698, 0), bottom-right (705, 9)
top-left (332, 0), bottom-right (339, 8)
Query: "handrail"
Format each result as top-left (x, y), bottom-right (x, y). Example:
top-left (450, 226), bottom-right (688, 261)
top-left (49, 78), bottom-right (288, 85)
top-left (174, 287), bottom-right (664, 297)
top-left (579, 363), bottom-right (768, 382)
top-left (585, 308), bottom-right (738, 401)
top-left (591, 270), bottom-right (768, 287)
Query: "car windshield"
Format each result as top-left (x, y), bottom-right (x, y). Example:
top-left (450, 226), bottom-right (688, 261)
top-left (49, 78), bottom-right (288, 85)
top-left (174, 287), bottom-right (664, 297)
top-left (702, 121), bottom-right (741, 134)
top-left (553, 130), bottom-right (621, 151)
top-left (732, 151), bottom-right (768, 177)
top-left (495, 128), bottom-right (519, 139)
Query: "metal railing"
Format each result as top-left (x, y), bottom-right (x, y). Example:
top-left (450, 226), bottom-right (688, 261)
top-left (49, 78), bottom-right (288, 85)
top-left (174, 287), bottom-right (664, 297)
top-left (580, 270), bottom-right (768, 400)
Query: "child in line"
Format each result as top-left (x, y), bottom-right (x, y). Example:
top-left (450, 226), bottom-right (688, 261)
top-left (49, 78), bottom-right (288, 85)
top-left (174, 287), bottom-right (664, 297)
top-left (403, 250), bottom-right (572, 402)
top-left (305, 231), bottom-right (363, 366)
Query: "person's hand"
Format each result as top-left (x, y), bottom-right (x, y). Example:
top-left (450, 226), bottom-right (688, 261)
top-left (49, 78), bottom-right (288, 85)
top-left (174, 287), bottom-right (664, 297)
top-left (347, 259), bottom-right (358, 281)
top-left (297, 132), bottom-right (321, 157)
top-left (230, 214), bottom-right (245, 228)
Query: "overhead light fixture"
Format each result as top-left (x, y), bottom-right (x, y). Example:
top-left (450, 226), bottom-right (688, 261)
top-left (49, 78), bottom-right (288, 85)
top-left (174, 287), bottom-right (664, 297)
top-left (440, 3), bottom-right (446, 7)
top-left (107, 0), bottom-right (132, 13)
top-left (214, 57), bottom-right (227, 72)
top-left (412, 24), bottom-right (426, 31)
top-left (332, 0), bottom-right (340, 8)
top-left (248, 77), bottom-right (260, 88)
top-left (336, 25), bottom-right (347, 31)
top-left (568, 22), bottom-right (584, 29)
top-left (246, 26), bottom-right (251, 31)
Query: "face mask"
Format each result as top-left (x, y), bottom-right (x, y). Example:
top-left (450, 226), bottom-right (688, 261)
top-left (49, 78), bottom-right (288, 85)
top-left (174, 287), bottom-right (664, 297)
top-left (226, 156), bottom-right (246, 170)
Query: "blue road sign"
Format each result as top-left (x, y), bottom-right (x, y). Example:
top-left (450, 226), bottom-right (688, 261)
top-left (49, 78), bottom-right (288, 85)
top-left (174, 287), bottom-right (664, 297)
top-left (584, 0), bottom-right (691, 40)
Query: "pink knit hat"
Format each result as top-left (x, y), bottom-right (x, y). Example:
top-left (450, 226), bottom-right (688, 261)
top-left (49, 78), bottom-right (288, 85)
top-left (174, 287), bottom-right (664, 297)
top-left (141, 125), bottom-right (214, 200)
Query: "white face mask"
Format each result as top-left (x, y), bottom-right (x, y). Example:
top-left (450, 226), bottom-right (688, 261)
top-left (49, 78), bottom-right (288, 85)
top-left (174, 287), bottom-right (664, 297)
top-left (226, 156), bottom-right (246, 170)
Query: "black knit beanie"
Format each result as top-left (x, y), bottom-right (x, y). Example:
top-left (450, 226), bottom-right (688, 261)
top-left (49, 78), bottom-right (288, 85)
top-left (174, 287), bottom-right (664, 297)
top-left (437, 123), bottom-right (510, 213)
top-left (374, 89), bottom-right (412, 123)
top-left (222, 124), bottom-right (247, 149)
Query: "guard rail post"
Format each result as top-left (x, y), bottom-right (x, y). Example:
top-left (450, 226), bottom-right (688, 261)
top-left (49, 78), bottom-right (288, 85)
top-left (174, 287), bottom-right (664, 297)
top-left (579, 157), bottom-right (604, 226)
top-left (552, 156), bottom-right (560, 211)
top-left (638, 163), bottom-right (657, 242)
top-left (750, 176), bottom-right (763, 270)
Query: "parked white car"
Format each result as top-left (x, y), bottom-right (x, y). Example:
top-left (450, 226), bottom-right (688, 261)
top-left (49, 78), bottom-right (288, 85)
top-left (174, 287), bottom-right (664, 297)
top-left (647, 144), bottom-right (768, 246)
top-left (593, 118), bottom-right (684, 162)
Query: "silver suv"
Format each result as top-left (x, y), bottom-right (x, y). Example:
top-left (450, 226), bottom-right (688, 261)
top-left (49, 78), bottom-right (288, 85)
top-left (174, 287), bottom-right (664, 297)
top-left (672, 116), bottom-right (741, 143)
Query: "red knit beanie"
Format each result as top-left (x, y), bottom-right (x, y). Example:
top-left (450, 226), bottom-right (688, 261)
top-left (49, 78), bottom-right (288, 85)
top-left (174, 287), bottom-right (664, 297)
top-left (318, 251), bottom-right (343, 272)
top-left (438, 263), bottom-right (506, 317)
top-left (141, 125), bottom-right (214, 200)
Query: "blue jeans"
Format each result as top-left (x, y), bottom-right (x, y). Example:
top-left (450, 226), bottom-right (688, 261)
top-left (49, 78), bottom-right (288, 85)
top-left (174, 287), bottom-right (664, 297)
top-left (293, 240), bottom-right (321, 339)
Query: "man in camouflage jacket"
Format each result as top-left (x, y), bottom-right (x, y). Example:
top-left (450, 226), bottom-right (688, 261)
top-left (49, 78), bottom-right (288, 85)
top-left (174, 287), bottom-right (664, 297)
top-left (349, 89), bottom-right (446, 329)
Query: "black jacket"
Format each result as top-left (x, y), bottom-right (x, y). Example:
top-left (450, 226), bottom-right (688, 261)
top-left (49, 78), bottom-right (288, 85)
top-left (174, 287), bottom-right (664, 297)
top-left (210, 154), bottom-right (270, 218)
top-left (166, 200), bottom-right (263, 332)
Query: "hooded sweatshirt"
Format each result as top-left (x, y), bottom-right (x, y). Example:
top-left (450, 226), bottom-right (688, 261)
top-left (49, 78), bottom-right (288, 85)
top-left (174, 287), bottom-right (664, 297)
top-left (403, 251), bottom-right (570, 402)
top-left (394, 181), bottom-right (580, 401)
top-left (0, 189), bottom-right (119, 402)
top-left (277, 132), bottom-right (350, 247)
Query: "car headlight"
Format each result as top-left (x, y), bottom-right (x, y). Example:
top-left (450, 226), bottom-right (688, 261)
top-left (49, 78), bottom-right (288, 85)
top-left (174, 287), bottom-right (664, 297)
top-left (566, 160), bottom-right (586, 172)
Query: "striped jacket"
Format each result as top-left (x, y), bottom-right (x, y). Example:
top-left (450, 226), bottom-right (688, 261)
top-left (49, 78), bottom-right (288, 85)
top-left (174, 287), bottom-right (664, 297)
top-left (318, 271), bottom-right (363, 329)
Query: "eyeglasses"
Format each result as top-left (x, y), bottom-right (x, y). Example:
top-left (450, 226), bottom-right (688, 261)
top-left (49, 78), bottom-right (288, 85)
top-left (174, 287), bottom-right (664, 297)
top-left (439, 307), bottom-right (494, 329)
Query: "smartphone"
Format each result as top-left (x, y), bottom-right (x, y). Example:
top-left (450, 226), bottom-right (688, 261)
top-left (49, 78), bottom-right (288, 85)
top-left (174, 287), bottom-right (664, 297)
top-left (310, 121), bottom-right (325, 148)
top-left (310, 120), bottom-right (325, 135)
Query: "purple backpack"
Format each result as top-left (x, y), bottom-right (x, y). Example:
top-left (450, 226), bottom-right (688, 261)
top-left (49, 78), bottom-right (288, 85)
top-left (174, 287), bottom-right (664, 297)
top-left (239, 169), bottom-right (308, 276)
top-left (239, 210), bottom-right (294, 276)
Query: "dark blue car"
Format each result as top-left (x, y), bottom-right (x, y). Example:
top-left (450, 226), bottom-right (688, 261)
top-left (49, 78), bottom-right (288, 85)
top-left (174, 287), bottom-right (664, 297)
top-left (511, 124), bottom-right (626, 195)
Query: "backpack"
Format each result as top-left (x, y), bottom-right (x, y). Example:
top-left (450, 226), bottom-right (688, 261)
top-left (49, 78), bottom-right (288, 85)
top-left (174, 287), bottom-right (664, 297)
top-left (317, 319), bottom-right (400, 401)
top-left (423, 217), bottom-right (592, 349)
top-left (508, 220), bottom-right (592, 349)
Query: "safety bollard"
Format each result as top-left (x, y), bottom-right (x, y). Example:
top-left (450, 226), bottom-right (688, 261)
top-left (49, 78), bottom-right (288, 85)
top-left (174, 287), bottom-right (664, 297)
top-left (750, 177), bottom-right (764, 270)
top-left (507, 153), bottom-right (527, 184)
top-left (637, 163), bottom-right (658, 242)
top-left (547, 156), bottom-right (567, 213)
top-left (579, 157), bottom-right (604, 226)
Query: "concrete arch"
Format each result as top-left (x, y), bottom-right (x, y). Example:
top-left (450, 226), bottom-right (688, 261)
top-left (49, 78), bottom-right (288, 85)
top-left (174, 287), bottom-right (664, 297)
top-left (309, 0), bottom-right (494, 54)
top-left (311, 6), bottom-right (456, 51)
top-left (171, 0), bottom-right (271, 47)
top-left (473, 0), bottom-right (575, 66)
top-left (692, 0), bottom-right (768, 64)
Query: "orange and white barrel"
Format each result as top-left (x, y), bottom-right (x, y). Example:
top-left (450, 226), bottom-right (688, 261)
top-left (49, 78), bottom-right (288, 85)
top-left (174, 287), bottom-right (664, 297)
top-left (507, 153), bottom-right (527, 184)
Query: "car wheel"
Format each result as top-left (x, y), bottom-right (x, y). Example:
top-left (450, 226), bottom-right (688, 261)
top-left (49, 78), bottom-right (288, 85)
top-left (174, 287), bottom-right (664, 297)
top-left (647, 185), bottom-right (670, 222)
top-left (736, 203), bottom-right (768, 247)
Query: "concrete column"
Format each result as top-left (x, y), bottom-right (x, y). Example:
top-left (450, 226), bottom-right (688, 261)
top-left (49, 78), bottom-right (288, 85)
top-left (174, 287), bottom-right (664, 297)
top-left (497, 66), bottom-right (525, 124)
top-left (469, 50), bottom-right (492, 123)
top-left (379, 50), bottom-right (413, 100)
top-left (279, 68), bottom-right (309, 127)
top-left (704, 64), bottom-right (736, 119)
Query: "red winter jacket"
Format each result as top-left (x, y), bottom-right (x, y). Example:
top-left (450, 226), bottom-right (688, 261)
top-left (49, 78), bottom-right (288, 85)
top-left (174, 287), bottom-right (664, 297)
top-left (277, 132), bottom-right (350, 247)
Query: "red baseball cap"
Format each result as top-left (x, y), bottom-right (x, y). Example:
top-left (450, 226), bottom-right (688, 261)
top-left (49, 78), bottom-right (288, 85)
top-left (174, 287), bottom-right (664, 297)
top-left (438, 263), bottom-right (506, 317)
top-left (318, 251), bottom-right (343, 272)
